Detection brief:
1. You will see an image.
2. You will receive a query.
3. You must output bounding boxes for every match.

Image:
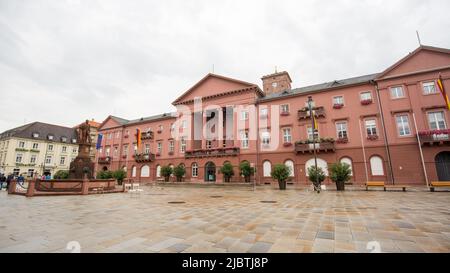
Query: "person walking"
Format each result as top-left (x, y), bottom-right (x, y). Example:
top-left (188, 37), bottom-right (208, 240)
top-left (6, 173), bottom-right (14, 192)
top-left (0, 174), bottom-right (6, 191)
top-left (17, 174), bottom-right (25, 186)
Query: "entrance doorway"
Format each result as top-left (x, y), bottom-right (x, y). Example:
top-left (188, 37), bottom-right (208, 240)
top-left (435, 152), bottom-right (450, 181)
top-left (205, 162), bottom-right (216, 182)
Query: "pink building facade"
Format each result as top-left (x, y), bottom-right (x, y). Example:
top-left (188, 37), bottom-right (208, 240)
top-left (95, 45), bottom-right (450, 186)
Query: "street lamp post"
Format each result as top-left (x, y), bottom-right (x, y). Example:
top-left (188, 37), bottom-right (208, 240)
top-left (308, 96), bottom-right (320, 193)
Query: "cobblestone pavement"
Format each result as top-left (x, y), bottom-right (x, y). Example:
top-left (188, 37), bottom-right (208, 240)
top-left (0, 185), bottom-right (449, 253)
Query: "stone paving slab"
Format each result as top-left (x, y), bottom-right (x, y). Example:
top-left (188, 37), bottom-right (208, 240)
top-left (0, 186), bottom-right (450, 253)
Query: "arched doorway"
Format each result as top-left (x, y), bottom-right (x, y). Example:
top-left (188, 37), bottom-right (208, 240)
top-left (435, 152), bottom-right (450, 181)
top-left (205, 162), bottom-right (216, 182)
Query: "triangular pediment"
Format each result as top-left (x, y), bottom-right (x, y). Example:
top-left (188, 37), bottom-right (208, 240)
top-left (172, 73), bottom-right (259, 105)
top-left (377, 46), bottom-right (450, 79)
top-left (98, 115), bottom-right (128, 130)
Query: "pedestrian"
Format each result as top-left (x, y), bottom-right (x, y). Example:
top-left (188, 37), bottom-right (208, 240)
top-left (6, 173), bottom-right (14, 192)
top-left (17, 174), bottom-right (25, 186)
top-left (0, 173), bottom-right (6, 191)
top-left (45, 174), bottom-right (51, 180)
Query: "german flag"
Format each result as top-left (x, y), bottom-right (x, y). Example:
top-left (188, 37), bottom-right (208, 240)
top-left (136, 128), bottom-right (142, 149)
top-left (437, 74), bottom-right (450, 110)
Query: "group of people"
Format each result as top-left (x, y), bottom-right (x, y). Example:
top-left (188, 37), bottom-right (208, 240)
top-left (0, 173), bottom-right (16, 191)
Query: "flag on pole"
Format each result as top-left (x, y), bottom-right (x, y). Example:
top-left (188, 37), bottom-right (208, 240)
top-left (437, 74), bottom-right (450, 110)
top-left (313, 113), bottom-right (318, 131)
top-left (96, 134), bottom-right (103, 150)
top-left (136, 128), bottom-right (142, 149)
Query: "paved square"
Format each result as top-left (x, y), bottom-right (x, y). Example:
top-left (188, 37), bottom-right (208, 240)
top-left (1, 186), bottom-right (449, 253)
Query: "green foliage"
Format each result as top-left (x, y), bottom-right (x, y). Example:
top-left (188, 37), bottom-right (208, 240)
top-left (113, 169), bottom-right (127, 182)
top-left (271, 164), bottom-right (290, 182)
top-left (220, 162), bottom-right (235, 181)
top-left (160, 165), bottom-right (173, 179)
top-left (307, 166), bottom-right (326, 184)
top-left (329, 162), bottom-right (352, 184)
top-left (53, 170), bottom-right (69, 179)
top-left (96, 170), bottom-right (113, 179)
top-left (173, 164), bottom-right (186, 181)
top-left (239, 161), bottom-right (255, 178)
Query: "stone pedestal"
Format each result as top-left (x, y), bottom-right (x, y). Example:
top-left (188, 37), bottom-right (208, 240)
top-left (69, 143), bottom-right (95, 179)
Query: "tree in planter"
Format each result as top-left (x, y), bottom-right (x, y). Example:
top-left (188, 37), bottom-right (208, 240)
top-left (219, 162), bottom-right (234, 182)
top-left (329, 162), bottom-right (352, 191)
top-left (239, 161), bottom-right (255, 183)
top-left (271, 164), bottom-right (290, 190)
top-left (307, 166), bottom-right (326, 193)
top-left (54, 170), bottom-right (69, 179)
top-left (113, 169), bottom-right (127, 185)
top-left (173, 164), bottom-right (186, 182)
top-left (96, 170), bottom-right (114, 179)
top-left (160, 166), bottom-right (173, 182)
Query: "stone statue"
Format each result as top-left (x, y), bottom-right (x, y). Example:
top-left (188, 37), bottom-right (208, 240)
top-left (77, 120), bottom-right (91, 144)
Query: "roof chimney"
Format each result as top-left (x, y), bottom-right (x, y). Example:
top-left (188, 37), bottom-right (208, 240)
top-left (261, 71), bottom-right (292, 96)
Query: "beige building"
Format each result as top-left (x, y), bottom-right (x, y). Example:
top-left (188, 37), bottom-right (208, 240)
top-left (0, 122), bottom-right (79, 178)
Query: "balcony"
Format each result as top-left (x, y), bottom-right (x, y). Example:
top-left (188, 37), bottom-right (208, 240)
top-left (98, 156), bottom-right (112, 164)
top-left (134, 153), bottom-right (156, 163)
top-left (185, 147), bottom-right (240, 159)
top-left (140, 131), bottom-right (154, 140)
top-left (295, 139), bottom-right (336, 154)
top-left (419, 129), bottom-right (450, 146)
top-left (298, 107), bottom-right (326, 120)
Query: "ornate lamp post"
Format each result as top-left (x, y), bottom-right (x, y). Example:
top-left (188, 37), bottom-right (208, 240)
top-left (308, 96), bottom-right (320, 193)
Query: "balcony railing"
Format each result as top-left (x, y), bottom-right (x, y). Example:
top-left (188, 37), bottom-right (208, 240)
top-left (98, 156), bottom-right (112, 164)
top-left (134, 153), bottom-right (156, 162)
top-left (185, 147), bottom-right (240, 159)
top-left (298, 106), bottom-right (326, 120)
top-left (418, 129), bottom-right (450, 145)
top-left (140, 131), bottom-right (154, 140)
top-left (295, 139), bottom-right (336, 154)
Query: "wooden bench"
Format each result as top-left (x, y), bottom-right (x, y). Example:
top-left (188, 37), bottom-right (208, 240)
top-left (365, 181), bottom-right (407, 192)
top-left (430, 181), bottom-right (450, 192)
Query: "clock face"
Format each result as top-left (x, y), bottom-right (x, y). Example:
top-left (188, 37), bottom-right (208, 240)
top-left (272, 82), bottom-right (278, 88)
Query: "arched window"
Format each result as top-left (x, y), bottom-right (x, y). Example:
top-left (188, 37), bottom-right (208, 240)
top-left (192, 163), bottom-right (198, 177)
top-left (370, 156), bottom-right (384, 176)
top-left (340, 157), bottom-right (353, 176)
top-left (140, 165), bottom-right (150, 177)
top-left (305, 158), bottom-right (328, 176)
top-left (131, 166), bottom-right (137, 177)
top-left (263, 161), bottom-right (272, 177)
top-left (156, 165), bottom-right (161, 178)
top-left (284, 160), bottom-right (295, 177)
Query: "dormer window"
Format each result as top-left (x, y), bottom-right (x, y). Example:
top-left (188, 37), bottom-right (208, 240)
top-left (61, 137), bottom-right (67, 143)
top-left (32, 132), bottom-right (39, 138)
top-left (47, 135), bottom-right (54, 140)
top-left (72, 139), bottom-right (77, 143)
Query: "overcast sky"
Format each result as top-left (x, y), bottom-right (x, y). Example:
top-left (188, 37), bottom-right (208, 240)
top-left (1, 0), bottom-right (449, 132)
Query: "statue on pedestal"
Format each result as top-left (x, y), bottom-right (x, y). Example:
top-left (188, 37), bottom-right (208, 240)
top-left (69, 120), bottom-right (95, 179)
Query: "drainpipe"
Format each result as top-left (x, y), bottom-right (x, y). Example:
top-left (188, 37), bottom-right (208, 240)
top-left (372, 80), bottom-right (395, 185)
top-left (255, 100), bottom-right (260, 190)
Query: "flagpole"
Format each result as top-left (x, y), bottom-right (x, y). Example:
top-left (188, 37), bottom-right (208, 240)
top-left (412, 113), bottom-right (429, 189)
top-left (358, 118), bottom-right (369, 184)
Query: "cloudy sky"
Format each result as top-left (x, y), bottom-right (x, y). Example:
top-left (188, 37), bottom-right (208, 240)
top-left (1, 0), bottom-right (449, 132)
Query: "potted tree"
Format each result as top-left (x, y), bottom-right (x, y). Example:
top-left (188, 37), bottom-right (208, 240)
top-left (271, 164), bottom-right (290, 190)
top-left (219, 162), bottom-right (234, 182)
top-left (173, 164), bottom-right (186, 182)
top-left (239, 161), bottom-right (255, 183)
top-left (160, 165), bottom-right (173, 182)
top-left (329, 162), bottom-right (352, 191)
top-left (113, 169), bottom-right (127, 185)
top-left (307, 166), bottom-right (326, 193)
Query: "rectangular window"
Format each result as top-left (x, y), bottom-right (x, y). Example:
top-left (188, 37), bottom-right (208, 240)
top-left (170, 123), bottom-right (175, 132)
top-left (144, 144), bottom-right (150, 154)
top-left (182, 120), bottom-right (187, 129)
top-left (114, 146), bottom-right (119, 156)
top-left (30, 155), bottom-right (37, 164)
top-left (280, 104), bottom-right (289, 114)
top-left (19, 141), bottom-right (25, 148)
top-left (45, 155), bottom-right (52, 164)
top-left (72, 147), bottom-right (77, 153)
top-left (241, 111), bottom-right (249, 121)
top-left (123, 145), bottom-right (128, 156)
top-left (360, 92), bottom-right (372, 101)
top-left (423, 81), bottom-right (437, 94)
top-left (180, 138), bottom-right (186, 153)
top-left (62, 146), bottom-right (67, 153)
top-left (157, 142), bottom-right (162, 154)
top-left (261, 131), bottom-right (270, 145)
top-left (307, 126), bottom-right (319, 140)
top-left (16, 153), bottom-right (23, 163)
top-left (365, 119), bottom-right (377, 136)
top-left (396, 115), bottom-right (411, 136)
top-left (336, 122), bottom-right (348, 139)
top-left (32, 143), bottom-right (39, 149)
top-left (428, 111), bottom-right (447, 130)
top-left (27, 169), bottom-right (34, 177)
top-left (206, 140), bottom-right (212, 149)
top-left (333, 96), bottom-right (344, 105)
top-left (241, 130), bottom-right (249, 148)
top-left (390, 86), bottom-right (404, 99)
top-left (48, 144), bottom-right (53, 151)
top-left (115, 131), bottom-right (120, 138)
top-left (260, 108), bottom-right (268, 118)
top-left (13, 169), bottom-right (20, 177)
top-left (169, 141), bottom-right (174, 152)
top-left (105, 147), bottom-right (110, 156)
top-left (60, 156), bottom-right (66, 165)
top-left (282, 128), bottom-right (292, 143)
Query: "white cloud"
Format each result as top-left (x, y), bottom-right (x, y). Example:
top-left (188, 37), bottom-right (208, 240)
top-left (0, 0), bottom-right (449, 131)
